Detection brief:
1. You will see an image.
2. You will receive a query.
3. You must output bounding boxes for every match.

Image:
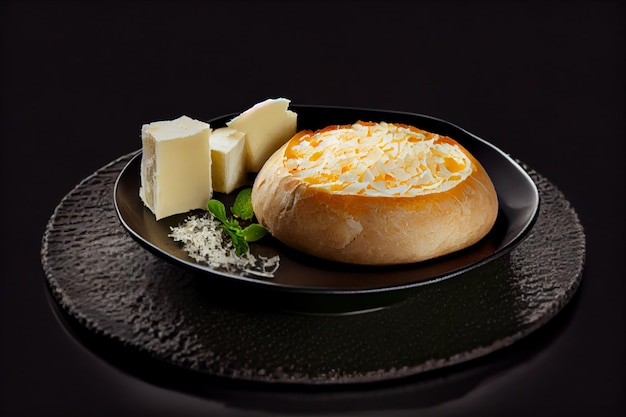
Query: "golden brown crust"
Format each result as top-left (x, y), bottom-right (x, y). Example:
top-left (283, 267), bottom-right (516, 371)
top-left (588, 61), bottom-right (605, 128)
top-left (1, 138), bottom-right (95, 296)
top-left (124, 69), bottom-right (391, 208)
top-left (252, 125), bottom-right (498, 265)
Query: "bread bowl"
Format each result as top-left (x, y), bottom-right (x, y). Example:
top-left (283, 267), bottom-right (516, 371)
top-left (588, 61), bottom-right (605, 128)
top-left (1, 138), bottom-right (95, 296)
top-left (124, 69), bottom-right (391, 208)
top-left (251, 121), bottom-right (498, 265)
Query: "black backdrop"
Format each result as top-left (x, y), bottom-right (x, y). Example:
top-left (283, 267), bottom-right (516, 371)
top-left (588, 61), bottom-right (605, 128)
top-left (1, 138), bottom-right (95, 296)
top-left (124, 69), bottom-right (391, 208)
top-left (1, 1), bottom-right (624, 416)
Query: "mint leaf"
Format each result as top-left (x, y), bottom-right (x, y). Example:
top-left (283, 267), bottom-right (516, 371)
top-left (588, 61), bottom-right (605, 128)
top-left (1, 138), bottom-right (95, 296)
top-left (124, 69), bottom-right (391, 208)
top-left (223, 217), bottom-right (240, 232)
top-left (207, 190), bottom-right (266, 256)
top-left (241, 223), bottom-right (268, 242)
top-left (208, 199), bottom-right (228, 224)
top-left (232, 188), bottom-right (254, 220)
top-left (224, 227), bottom-right (249, 256)
top-left (234, 237), bottom-right (250, 256)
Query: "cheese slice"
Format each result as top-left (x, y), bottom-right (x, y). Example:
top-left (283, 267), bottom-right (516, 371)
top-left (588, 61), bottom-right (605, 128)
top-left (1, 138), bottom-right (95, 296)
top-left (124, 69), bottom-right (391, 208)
top-left (227, 98), bottom-right (297, 172)
top-left (210, 127), bottom-right (247, 194)
top-left (139, 115), bottom-right (212, 220)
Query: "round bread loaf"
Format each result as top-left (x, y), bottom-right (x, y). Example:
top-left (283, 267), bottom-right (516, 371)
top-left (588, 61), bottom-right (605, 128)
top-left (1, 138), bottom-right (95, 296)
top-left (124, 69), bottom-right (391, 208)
top-left (251, 121), bottom-right (498, 265)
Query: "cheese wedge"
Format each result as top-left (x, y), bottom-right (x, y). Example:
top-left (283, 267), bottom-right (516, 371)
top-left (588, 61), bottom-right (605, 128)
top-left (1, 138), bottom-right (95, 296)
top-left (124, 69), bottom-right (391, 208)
top-left (139, 115), bottom-right (212, 220)
top-left (227, 98), bottom-right (297, 172)
top-left (210, 127), bottom-right (247, 194)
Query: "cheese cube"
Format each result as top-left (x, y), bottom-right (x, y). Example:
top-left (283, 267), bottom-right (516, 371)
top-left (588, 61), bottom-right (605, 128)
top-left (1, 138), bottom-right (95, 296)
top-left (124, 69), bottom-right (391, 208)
top-left (227, 98), bottom-right (297, 172)
top-left (139, 115), bottom-right (212, 220)
top-left (210, 127), bottom-right (247, 194)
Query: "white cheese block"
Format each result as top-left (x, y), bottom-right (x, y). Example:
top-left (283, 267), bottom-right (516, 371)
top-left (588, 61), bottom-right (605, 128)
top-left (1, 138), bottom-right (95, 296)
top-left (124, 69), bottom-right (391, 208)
top-left (139, 115), bottom-right (212, 220)
top-left (210, 127), bottom-right (247, 194)
top-left (226, 98), bottom-right (297, 172)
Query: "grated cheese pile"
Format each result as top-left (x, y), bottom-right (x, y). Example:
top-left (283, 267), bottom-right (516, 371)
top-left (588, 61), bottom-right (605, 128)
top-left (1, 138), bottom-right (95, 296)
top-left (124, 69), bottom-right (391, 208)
top-left (169, 214), bottom-right (280, 278)
top-left (284, 121), bottom-right (473, 197)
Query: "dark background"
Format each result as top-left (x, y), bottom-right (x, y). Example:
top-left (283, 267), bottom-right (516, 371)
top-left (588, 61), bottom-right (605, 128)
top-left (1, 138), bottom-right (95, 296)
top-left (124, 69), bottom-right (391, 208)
top-left (1, 0), bottom-right (624, 416)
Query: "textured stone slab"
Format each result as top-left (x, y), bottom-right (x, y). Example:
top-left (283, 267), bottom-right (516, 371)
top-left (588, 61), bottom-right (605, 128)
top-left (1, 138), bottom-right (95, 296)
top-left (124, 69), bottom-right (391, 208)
top-left (41, 153), bottom-right (585, 384)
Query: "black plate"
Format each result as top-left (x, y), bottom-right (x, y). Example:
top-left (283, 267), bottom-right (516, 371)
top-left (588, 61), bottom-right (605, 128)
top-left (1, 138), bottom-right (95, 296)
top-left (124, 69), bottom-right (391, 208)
top-left (114, 106), bottom-right (539, 313)
top-left (44, 150), bottom-right (583, 383)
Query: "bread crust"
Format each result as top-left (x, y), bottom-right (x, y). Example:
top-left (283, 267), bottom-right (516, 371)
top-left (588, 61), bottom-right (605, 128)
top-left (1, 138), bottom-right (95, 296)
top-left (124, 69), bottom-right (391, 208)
top-left (252, 126), bottom-right (498, 265)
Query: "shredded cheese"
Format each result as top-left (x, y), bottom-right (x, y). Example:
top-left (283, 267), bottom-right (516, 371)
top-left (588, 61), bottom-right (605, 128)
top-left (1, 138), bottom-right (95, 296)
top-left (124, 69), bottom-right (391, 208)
top-left (169, 214), bottom-right (280, 278)
top-left (284, 121), bottom-right (473, 197)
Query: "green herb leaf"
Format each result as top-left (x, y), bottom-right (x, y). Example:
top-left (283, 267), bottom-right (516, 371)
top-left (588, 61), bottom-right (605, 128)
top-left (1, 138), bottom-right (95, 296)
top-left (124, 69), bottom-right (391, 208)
top-left (224, 227), bottom-right (249, 256)
top-left (241, 223), bottom-right (268, 242)
top-left (223, 217), bottom-right (240, 232)
top-left (232, 188), bottom-right (254, 220)
top-left (208, 199), bottom-right (228, 224)
top-left (234, 237), bottom-right (250, 256)
top-left (208, 190), bottom-right (266, 256)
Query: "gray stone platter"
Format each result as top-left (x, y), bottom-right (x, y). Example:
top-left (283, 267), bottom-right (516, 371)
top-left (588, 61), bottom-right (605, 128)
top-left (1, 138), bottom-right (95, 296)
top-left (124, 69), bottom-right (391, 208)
top-left (41, 152), bottom-right (585, 385)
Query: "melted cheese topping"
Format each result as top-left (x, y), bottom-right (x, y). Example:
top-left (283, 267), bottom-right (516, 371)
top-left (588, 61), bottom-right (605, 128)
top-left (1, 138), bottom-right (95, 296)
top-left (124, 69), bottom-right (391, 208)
top-left (283, 121), bottom-right (473, 197)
